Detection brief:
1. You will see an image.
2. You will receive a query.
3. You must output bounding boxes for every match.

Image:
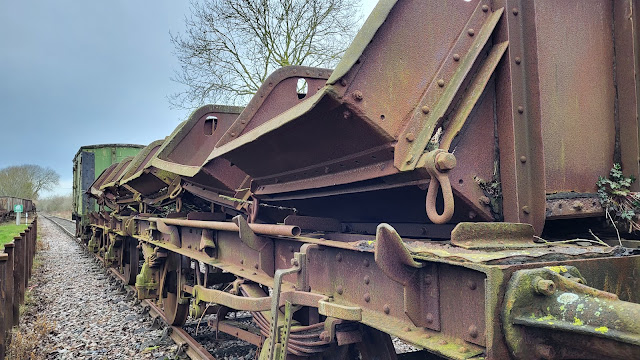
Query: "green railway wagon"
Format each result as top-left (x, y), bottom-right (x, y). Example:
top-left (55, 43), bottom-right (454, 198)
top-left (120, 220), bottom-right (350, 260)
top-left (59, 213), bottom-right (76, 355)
top-left (72, 144), bottom-right (143, 238)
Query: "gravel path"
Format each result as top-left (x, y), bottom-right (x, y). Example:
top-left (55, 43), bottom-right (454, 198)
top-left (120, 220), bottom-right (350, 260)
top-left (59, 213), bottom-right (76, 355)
top-left (22, 217), bottom-right (181, 359)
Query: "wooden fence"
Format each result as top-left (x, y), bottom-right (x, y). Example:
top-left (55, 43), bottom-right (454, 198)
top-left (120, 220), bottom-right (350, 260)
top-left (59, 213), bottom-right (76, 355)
top-left (0, 216), bottom-right (37, 358)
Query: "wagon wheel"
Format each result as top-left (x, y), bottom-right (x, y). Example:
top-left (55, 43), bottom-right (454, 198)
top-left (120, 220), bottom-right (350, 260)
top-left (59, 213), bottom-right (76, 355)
top-left (161, 252), bottom-right (189, 326)
top-left (122, 237), bottom-right (139, 285)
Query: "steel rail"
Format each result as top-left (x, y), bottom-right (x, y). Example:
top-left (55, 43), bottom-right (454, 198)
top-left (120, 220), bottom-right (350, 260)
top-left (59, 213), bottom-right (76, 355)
top-left (41, 214), bottom-right (217, 360)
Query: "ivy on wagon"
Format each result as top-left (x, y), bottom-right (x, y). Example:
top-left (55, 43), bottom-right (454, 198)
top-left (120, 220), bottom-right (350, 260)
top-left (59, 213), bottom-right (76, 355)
top-left (597, 163), bottom-right (640, 233)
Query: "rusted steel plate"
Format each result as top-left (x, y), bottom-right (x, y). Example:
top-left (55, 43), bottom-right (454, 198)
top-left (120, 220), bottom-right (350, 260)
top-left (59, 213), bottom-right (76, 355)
top-left (216, 66), bottom-right (332, 147)
top-left (493, 0), bottom-right (546, 234)
top-left (535, 0), bottom-right (616, 194)
top-left (160, 105), bottom-right (243, 168)
top-left (614, 0), bottom-right (640, 190)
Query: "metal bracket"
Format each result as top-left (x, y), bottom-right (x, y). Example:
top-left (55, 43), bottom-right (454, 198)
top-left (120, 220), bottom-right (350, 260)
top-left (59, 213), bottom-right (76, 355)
top-left (375, 224), bottom-right (440, 329)
top-left (155, 220), bottom-right (181, 247)
top-left (233, 215), bottom-right (275, 275)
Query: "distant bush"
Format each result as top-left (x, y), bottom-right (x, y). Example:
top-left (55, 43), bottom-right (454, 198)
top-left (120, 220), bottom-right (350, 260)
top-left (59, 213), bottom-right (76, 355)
top-left (36, 194), bottom-right (72, 213)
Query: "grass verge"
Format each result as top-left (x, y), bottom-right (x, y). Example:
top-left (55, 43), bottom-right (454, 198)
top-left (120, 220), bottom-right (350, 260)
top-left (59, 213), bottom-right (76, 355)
top-left (0, 223), bottom-right (28, 249)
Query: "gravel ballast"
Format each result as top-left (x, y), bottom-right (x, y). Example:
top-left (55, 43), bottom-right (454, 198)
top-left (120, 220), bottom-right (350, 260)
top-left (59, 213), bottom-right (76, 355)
top-left (21, 217), bottom-right (179, 359)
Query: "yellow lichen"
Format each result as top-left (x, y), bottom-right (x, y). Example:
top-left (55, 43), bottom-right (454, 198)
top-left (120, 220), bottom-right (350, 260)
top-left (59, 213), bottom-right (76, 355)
top-left (595, 326), bottom-right (609, 333)
top-left (536, 315), bottom-right (555, 322)
top-left (573, 317), bottom-right (584, 326)
top-left (546, 266), bottom-right (568, 273)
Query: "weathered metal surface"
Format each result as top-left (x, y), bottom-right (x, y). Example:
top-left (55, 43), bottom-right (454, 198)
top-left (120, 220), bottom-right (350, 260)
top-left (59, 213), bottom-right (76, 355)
top-left (450, 222), bottom-right (538, 250)
top-left (493, 0), bottom-right (546, 234)
top-left (615, 0), bottom-right (640, 190)
top-left (504, 266), bottom-right (640, 359)
top-left (216, 66), bottom-right (332, 147)
top-left (535, 0), bottom-right (616, 194)
top-left (545, 193), bottom-right (604, 220)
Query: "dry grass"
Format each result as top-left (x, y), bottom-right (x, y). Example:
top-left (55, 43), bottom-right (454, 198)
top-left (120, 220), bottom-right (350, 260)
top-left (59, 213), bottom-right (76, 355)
top-left (7, 314), bottom-right (56, 360)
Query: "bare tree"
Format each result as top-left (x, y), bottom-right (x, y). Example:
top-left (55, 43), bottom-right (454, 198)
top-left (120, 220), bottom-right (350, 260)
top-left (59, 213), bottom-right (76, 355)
top-left (170, 0), bottom-right (363, 108)
top-left (0, 165), bottom-right (60, 199)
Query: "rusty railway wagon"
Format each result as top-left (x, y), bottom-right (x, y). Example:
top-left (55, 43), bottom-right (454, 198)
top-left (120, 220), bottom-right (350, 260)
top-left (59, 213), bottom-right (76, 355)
top-left (0, 197), bottom-right (35, 222)
top-left (76, 1), bottom-right (640, 359)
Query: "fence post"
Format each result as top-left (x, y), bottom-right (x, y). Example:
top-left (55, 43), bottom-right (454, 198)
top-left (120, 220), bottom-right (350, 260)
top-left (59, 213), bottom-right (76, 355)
top-left (24, 228), bottom-right (31, 281)
top-left (13, 235), bottom-right (25, 314)
top-left (0, 252), bottom-right (8, 359)
top-left (3, 242), bottom-right (15, 333)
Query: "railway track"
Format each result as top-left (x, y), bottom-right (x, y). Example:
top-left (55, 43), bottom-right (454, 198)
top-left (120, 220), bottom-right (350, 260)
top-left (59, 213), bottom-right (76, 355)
top-left (42, 214), bottom-right (224, 360)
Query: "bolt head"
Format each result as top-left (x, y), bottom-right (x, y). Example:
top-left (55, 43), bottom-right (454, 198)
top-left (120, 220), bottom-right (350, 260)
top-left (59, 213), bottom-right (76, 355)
top-left (336, 286), bottom-right (343, 295)
top-left (520, 155), bottom-right (527, 163)
top-left (352, 90), bottom-right (363, 101)
top-left (364, 293), bottom-right (371, 302)
top-left (467, 280), bottom-right (477, 290)
top-left (535, 278), bottom-right (556, 296)
top-left (515, 57), bottom-right (522, 64)
top-left (364, 275), bottom-right (370, 285)
top-left (421, 106), bottom-right (430, 114)
top-left (468, 28), bottom-right (475, 36)
top-left (512, 8), bottom-right (519, 15)
top-left (482, 5), bottom-right (489, 12)
top-left (406, 132), bottom-right (415, 142)
top-left (468, 325), bottom-right (479, 338)
top-left (426, 313), bottom-right (434, 324)
top-left (424, 274), bottom-right (433, 285)
top-left (383, 304), bottom-right (390, 314)
top-left (453, 54), bottom-right (460, 61)
top-left (437, 79), bottom-right (445, 87)
top-left (435, 152), bottom-right (456, 171)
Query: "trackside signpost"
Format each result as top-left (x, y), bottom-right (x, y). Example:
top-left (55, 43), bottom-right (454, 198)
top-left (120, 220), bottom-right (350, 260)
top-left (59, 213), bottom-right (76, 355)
top-left (14, 204), bottom-right (23, 225)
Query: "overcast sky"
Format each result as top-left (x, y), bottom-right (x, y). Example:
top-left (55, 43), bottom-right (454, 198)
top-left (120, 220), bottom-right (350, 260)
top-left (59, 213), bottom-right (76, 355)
top-left (0, 1), bottom-right (377, 198)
